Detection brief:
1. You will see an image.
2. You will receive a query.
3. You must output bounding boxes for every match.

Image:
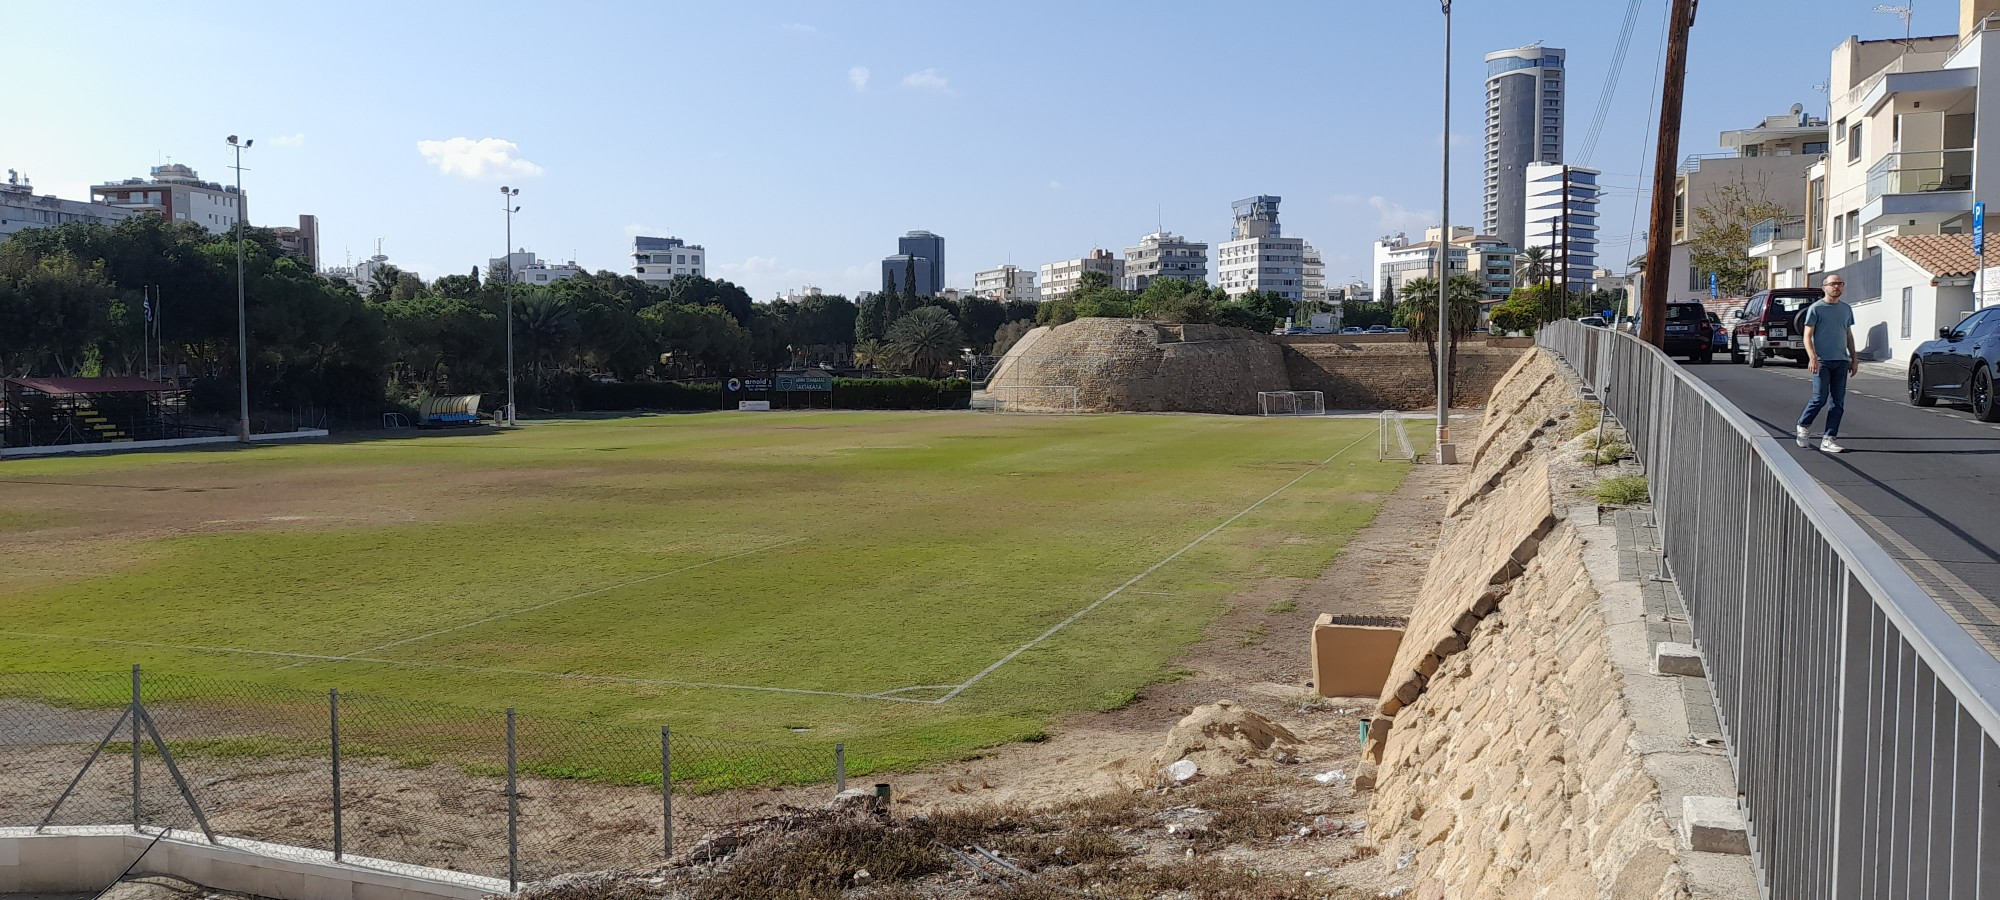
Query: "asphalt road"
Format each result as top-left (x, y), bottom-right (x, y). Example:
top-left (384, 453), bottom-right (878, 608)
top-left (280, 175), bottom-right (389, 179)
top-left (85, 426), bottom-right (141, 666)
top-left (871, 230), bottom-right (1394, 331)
top-left (1688, 359), bottom-right (2000, 658)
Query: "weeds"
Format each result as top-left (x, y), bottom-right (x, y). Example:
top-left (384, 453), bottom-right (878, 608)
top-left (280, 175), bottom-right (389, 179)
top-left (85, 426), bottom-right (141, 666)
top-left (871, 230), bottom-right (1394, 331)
top-left (1567, 402), bottom-right (1602, 438)
top-left (1266, 598), bottom-right (1298, 614)
top-left (1591, 474), bottom-right (1650, 505)
top-left (1578, 441), bottom-right (1631, 465)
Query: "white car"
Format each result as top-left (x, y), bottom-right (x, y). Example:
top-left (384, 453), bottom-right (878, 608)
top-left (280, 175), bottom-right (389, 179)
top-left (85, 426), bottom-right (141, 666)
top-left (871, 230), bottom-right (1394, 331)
top-left (1578, 316), bottom-right (1609, 328)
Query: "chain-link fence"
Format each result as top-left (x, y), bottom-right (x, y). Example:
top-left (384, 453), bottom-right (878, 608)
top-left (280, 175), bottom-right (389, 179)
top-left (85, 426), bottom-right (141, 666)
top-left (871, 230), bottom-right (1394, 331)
top-left (0, 669), bottom-right (847, 890)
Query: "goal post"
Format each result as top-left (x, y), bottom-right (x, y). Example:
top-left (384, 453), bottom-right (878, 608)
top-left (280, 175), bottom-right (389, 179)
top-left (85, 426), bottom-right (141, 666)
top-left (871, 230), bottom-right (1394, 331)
top-left (977, 385), bottom-right (1082, 414)
top-left (1257, 391), bottom-right (1325, 417)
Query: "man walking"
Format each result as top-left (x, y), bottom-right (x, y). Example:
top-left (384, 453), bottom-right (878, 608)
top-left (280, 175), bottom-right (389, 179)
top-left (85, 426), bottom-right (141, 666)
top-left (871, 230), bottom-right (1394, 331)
top-left (1796, 274), bottom-right (1858, 453)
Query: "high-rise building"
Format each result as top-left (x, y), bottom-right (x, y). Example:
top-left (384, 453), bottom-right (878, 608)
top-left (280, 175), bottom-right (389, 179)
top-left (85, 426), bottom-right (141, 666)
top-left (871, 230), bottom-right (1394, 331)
top-left (1525, 164), bottom-right (1599, 289)
top-left (1484, 45), bottom-right (1566, 252)
top-left (631, 236), bottom-right (705, 284)
top-left (1217, 196), bottom-right (1305, 301)
top-left (1122, 231), bottom-right (1210, 291)
top-left (974, 265), bottom-right (1039, 303)
top-left (90, 163), bottom-right (246, 235)
top-left (891, 230), bottom-right (945, 297)
top-left (882, 254), bottom-right (937, 297)
top-left (272, 214), bottom-right (320, 271)
top-left (1039, 250), bottom-right (1124, 300)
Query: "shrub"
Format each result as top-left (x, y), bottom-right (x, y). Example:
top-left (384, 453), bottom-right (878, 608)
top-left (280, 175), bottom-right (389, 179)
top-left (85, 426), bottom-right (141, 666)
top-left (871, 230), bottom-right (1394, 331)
top-left (829, 377), bottom-right (969, 410)
top-left (1591, 474), bottom-right (1650, 505)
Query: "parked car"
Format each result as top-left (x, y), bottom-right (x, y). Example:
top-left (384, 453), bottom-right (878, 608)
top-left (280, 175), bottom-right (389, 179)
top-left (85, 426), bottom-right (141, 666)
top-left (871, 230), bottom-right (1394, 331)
top-left (1283, 326), bottom-right (1310, 335)
top-left (1662, 301), bottom-right (1716, 363)
top-left (1708, 312), bottom-right (1728, 354)
top-left (1729, 287), bottom-right (1823, 367)
top-left (1340, 326), bottom-right (1365, 334)
top-left (1366, 325), bottom-right (1389, 334)
top-left (1909, 307), bottom-right (2000, 420)
top-left (1387, 327), bottom-right (1410, 334)
top-left (1578, 316), bottom-right (1609, 328)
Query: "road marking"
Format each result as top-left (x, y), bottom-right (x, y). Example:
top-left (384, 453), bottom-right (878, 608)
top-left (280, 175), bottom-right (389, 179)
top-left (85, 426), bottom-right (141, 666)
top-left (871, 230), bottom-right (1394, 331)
top-left (934, 426), bottom-right (1381, 704)
top-left (1822, 495), bottom-right (2000, 629)
top-left (0, 628), bottom-right (934, 704)
top-left (292, 536), bottom-right (810, 668)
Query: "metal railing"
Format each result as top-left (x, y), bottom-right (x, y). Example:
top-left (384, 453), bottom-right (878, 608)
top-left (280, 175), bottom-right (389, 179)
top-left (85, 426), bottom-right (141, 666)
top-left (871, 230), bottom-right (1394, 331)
top-left (1538, 319), bottom-right (2000, 899)
top-left (1749, 216), bottom-right (1807, 250)
top-left (1865, 149), bottom-right (1974, 203)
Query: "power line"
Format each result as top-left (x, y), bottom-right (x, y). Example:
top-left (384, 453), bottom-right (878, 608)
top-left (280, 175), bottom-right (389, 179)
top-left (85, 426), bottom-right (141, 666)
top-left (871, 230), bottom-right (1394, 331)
top-left (1578, 0), bottom-right (1647, 165)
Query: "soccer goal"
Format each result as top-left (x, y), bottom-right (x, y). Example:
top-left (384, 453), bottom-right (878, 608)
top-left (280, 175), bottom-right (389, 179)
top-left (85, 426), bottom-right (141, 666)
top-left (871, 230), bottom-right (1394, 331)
top-left (1258, 391), bottom-right (1325, 417)
top-left (1377, 410), bottom-right (1416, 461)
top-left (979, 385), bottom-right (1083, 414)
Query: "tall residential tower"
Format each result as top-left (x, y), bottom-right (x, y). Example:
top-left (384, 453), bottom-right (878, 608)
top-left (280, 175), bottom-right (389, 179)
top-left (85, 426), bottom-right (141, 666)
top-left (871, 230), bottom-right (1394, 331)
top-left (1483, 45), bottom-right (1566, 253)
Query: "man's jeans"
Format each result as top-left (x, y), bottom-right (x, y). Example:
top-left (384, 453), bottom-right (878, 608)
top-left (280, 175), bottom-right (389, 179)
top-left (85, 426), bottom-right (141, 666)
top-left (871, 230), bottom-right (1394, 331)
top-left (1799, 359), bottom-right (1851, 437)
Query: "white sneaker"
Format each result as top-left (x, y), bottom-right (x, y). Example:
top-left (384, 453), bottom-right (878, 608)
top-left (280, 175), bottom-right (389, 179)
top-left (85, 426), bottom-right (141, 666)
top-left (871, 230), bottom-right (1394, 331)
top-left (1820, 436), bottom-right (1844, 453)
top-left (1796, 426), bottom-right (1811, 448)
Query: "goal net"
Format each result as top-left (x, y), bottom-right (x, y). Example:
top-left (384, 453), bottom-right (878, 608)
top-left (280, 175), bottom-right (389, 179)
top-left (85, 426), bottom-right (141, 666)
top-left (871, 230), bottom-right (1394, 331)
top-left (1258, 391), bottom-right (1326, 417)
top-left (977, 385), bottom-right (1082, 414)
top-left (1377, 410), bottom-right (1416, 461)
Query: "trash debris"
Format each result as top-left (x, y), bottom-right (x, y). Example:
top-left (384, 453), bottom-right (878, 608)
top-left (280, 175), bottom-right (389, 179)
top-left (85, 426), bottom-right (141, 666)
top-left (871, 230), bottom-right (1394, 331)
top-left (1396, 850), bottom-right (1416, 870)
top-left (1166, 759), bottom-right (1199, 782)
top-left (1311, 769), bottom-right (1349, 785)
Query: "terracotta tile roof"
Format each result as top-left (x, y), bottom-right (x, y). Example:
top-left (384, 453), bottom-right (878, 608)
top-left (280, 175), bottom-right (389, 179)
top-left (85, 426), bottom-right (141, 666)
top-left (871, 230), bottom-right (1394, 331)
top-left (1883, 233), bottom-right (1981, 277)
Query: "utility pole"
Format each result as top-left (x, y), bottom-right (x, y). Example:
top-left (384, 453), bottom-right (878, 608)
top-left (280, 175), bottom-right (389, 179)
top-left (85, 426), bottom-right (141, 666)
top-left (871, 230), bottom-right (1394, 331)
top-left (1435, 0), bottom-right (1457, 465)
top-left (1642, 0), bottom-right (1698, 347)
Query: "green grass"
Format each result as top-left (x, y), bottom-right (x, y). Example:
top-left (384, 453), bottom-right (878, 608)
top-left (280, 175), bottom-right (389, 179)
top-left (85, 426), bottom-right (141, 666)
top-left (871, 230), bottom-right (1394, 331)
top-left (0, 411), bottom-right (1415, 783)
top-left (1591, 474), bottom-right (1651, 505)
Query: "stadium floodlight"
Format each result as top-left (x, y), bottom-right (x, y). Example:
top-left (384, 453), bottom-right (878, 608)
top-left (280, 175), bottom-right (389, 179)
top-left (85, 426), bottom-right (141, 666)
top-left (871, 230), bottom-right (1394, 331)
top-left (226, 134), bottom-right (253, 442)
top-left (1258, 391), bottom-right (1326, 417)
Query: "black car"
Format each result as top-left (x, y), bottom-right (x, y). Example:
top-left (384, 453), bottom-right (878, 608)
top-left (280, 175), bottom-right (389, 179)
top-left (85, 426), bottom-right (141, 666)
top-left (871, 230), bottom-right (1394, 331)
top-left (1662, 302), bottom-right (1716, 363)
top-left (1910, 307), bottom-right (2000, 420)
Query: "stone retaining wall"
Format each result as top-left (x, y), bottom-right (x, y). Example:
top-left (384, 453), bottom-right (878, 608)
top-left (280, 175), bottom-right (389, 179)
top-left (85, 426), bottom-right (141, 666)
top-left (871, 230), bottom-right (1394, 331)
top-left (1359, 349), bottom-right (1693, 899)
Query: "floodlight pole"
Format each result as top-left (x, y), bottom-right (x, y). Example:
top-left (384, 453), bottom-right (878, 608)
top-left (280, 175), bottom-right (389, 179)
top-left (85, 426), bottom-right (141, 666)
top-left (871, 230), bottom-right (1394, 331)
top-left (501, 186), bottom-right (520, 426)
top-left (228, 135), bottom-right (253, 443)
top-left (1434, 1), bottom-right (1456, 463)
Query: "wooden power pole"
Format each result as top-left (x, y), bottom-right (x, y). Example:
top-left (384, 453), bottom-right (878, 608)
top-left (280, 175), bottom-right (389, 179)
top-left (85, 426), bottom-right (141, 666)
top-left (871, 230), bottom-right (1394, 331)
top-left (1641, 0), bottom-right (1698, 348)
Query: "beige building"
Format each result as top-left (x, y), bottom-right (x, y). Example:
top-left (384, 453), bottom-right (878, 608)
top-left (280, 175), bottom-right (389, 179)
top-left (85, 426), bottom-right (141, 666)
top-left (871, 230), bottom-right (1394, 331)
top-left (974, 265), bottom-right (1039, 303)
top-left (1039, 249), bottom-right (1124, 300)
top-left (1122, 231), bottom-right (1209, 292)
top-left (1666, 109), bottom-right (1827, 303)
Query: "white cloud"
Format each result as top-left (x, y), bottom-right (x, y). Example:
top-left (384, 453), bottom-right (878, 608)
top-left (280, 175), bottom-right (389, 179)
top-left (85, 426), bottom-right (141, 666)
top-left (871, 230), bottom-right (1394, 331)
top-left (782, 22), bottom-right (817, 33)
top-left (269, 133), bottom-right (306, 148)
top-left (415, 137), bottom-right (544, 179)
top-left (849, 66), bottom-right (871, 92)
top-left (716, 256), bottom-right (784, 279)
top-left (900, 68), bottom-right (950, 93)
top-left (1367, 196), bottom-right (1437, 233)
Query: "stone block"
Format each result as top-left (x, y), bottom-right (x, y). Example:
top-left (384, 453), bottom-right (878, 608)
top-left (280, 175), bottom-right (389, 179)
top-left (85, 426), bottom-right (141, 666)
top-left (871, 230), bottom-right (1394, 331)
top-left (1653, 642), bottom-right (1704, 678)
top-left (1679, 796), bottom-right (1750, 855)
top-left (1310, 613), bottom-right (1406, 698)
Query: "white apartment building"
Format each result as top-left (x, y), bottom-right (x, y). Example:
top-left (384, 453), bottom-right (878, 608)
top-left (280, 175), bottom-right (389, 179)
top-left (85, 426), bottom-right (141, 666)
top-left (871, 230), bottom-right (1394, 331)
top-left (488, 250), bottom-right (540, 283)
top-left (90, 164), bottom-right (244, 234)
top-left (1039, 250), bottom-right (1124, 300)
top-left (1216, 195), bottom-right (1304, 301)
top-left (631, 235), bottom-right (706, 284)
top-left (1302, 242), bottom-right (1327, 306)
top-left (1374, 226), bottom-right (1516, 303)
top-left (517, 261), bottom-right (585, 285)
top-left (1122, 231), bottom-right (1210, 291)
top-left (0, 172), bottom-right (134, 241)
top-left (1525, 164), bottom-right (1600, 289)
top-left (1802, 0), bottom-right (2000, 362)
top-left (973, 265), bottom-right (1039, 303)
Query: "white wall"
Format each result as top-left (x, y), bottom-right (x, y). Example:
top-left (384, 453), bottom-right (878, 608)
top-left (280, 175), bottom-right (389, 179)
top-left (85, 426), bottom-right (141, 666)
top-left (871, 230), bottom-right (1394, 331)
top-left (1858, 249), bottom-right (1979, 362)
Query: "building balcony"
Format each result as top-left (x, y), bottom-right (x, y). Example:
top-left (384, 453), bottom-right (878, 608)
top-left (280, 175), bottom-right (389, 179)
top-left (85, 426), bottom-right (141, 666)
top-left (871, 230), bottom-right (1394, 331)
top-left (1861, 64), bottom-right (1978, 118)
top-left (1862, 149), bottom-right (1973, 226)
top-left (1747, 216), bottom-right (1807, 258)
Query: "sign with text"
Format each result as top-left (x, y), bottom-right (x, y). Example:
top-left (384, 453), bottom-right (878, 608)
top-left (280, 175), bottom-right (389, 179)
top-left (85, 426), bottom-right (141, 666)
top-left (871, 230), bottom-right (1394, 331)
top-left (1977, 201), bottom-right (1986, 256)
top-left (775, 375), bottom-right (833, 392)
top-left (737, 400), bottom-right (772, 411)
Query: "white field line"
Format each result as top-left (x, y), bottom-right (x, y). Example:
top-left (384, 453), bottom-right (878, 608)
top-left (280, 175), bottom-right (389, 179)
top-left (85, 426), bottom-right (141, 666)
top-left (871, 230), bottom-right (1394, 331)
top-left (0, 628), bottom-right (931, 704)
top-left (289, 537), bottom-right (809, 668)
top-left (933, 425), bottom-right (1382, 703)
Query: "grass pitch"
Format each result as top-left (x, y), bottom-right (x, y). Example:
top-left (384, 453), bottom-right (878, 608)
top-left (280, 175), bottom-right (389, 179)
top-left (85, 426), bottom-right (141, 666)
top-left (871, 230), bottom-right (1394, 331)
top-left (0, 412), bottom-right (1415, 779)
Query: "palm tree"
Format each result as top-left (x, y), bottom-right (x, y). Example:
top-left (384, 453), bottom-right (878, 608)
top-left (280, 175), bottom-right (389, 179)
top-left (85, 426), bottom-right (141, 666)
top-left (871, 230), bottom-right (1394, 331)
top-left (1515, 246), bottom-right (1551, 286)
top-left (885, 306), bottom-right (966, 378)
top-left (1394, 274), bottom-right (1488, 407)
top-left (513, 290), bottom-right (578, 398)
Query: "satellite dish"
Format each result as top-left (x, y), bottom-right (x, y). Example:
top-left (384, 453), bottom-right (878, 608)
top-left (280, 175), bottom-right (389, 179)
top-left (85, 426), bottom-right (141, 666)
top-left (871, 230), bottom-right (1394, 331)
top-left (1791, 103), bottom-right (1804, 116)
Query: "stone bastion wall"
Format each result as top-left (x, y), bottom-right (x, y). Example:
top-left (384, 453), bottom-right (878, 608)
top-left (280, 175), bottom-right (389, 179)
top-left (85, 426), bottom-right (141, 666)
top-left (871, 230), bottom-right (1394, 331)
top-left (980, 318), bottom-right (1527, 414)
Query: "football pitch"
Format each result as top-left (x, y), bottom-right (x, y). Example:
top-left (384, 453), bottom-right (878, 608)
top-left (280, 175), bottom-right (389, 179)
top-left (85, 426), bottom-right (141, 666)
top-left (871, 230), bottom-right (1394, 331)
top-left (0, 411), bottom-right (1416, 777)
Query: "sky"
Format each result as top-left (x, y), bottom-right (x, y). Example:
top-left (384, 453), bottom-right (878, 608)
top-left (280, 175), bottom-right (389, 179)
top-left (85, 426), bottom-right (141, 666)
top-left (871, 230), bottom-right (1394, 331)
top-left (1, 0), bottom-right (1966, 301)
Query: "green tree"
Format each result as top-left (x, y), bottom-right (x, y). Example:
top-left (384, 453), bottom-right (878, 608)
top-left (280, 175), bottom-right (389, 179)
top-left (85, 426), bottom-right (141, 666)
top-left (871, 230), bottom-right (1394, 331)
top-left (903, 256), bottom-right (918, 299)
top-left (885, 306), bottom-right (966, 377)
top-left (1515, 246), bottom-right (1551, 287)
top-left (990, 320), bottom-right (1035, 357)
top-left (1340, 301), bottom-right (1394, 330)
top-left (0, 252), bottom-right (117, 376)
top-left (1689, 181), bottom-right (1787, 297)
top-left (1132, 278), bottom-right (1223, 323)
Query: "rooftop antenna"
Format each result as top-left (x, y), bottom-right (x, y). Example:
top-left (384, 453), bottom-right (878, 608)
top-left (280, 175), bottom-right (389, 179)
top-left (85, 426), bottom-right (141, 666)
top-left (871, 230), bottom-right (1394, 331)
top-left (1874, 4), bottom-right (1914, 44)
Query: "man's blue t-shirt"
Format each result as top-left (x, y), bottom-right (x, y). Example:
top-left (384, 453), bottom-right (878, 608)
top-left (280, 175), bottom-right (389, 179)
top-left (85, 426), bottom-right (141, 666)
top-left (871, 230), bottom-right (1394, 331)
top-left (1802, 300), bottom-right (1855, 362)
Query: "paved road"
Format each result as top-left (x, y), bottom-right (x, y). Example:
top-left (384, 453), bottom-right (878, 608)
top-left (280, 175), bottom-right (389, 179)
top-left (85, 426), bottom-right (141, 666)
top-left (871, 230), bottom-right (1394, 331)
top-left (1689, 359), bottom-right (2000, 657)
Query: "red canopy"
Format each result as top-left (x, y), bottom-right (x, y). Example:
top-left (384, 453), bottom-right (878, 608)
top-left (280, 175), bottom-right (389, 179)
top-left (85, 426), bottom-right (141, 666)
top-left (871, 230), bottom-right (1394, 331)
top-left (3, 376), bottom-right (180, 396)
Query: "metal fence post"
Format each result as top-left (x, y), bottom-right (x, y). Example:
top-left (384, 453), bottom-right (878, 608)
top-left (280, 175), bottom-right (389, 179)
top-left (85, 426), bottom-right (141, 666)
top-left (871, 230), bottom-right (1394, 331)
top-left (130, 664), bottom-right (141, 830)
top-left (506, 708), bottom-right (519, 892)
top-left (330, 689), bottom-right (343, 862)
top-left (660, 726), bottom-right (673, 859)
top-left (835, 743), bottom-right (846, 795)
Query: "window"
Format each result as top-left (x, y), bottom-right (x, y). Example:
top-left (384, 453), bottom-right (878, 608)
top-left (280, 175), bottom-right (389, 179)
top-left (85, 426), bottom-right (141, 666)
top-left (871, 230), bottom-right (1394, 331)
top-left (1744, 145), bottom-right (1761, 158)
top-left (1847, 210), bottom-right (1860, 243)
top-left (1833, 215), bottom-right (1846, 242)
top-left (1901, 287), bottom-right (1913, 339)
top-left (1848, 123), bottom-right (1863, 161)
top-left (677, 255), bottom-right (686, 264)
top-left (1835, 117), bottom-right (1846, 140)
top-left (1804, 141), bottom-right (1828, 155)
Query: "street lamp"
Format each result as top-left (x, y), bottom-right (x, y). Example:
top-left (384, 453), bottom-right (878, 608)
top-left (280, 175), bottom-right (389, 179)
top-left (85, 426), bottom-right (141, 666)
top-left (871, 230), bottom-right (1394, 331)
top-left (226, 135), bottom-right (253, 443)
top-left (500, 186), bottom-right (520, 425)
top-left (1434, 1), bottom-right (1457, 464)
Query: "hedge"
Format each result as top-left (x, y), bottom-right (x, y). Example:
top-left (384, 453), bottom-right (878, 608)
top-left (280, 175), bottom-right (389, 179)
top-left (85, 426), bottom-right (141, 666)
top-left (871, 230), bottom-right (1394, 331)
top-left (572, 377), bottom-right (969, 412)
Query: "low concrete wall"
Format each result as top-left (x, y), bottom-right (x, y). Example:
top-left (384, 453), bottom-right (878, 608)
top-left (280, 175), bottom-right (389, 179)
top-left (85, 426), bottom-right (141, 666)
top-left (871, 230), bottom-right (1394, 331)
top-left (0, 827), bottom-right (505, 900)
top-left (1, 429), bottom-right (330, 459)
